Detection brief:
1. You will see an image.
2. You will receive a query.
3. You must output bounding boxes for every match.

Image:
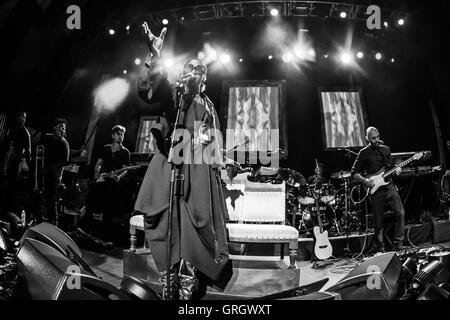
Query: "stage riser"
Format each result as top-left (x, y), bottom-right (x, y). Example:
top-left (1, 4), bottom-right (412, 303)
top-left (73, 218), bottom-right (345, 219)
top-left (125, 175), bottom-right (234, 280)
top-left (123, 249), bottom-right (300, 300)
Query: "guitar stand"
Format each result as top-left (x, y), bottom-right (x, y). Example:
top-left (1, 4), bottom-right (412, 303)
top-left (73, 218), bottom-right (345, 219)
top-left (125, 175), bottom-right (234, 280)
top-left (311, 258), bottom-right (334, 269)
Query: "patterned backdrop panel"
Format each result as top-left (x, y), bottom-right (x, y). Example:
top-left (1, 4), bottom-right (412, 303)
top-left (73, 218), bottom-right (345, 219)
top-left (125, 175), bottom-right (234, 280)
top-left (226, 86), bottom-right (279, 153)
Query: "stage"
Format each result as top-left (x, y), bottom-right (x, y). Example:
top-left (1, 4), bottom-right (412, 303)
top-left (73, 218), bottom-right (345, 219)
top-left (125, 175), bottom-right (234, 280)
top-left (77, 220), bottom-right (450, 299)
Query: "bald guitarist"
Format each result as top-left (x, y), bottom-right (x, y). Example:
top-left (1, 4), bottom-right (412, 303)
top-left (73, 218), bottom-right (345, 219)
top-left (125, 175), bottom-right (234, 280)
top-left (351, 127), bottom-right (405, 253)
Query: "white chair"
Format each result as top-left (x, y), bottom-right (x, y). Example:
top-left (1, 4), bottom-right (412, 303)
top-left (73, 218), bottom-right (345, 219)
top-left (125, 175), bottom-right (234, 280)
top-left (222, 171), bottom-right (299, 268)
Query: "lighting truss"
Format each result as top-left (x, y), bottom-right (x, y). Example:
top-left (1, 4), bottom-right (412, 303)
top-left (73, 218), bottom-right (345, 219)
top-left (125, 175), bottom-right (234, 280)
top-left (124, 1), bottom-right (409, 26)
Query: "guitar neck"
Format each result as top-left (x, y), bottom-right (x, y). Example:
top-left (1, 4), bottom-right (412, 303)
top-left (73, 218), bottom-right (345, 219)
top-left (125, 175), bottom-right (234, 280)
top-left (383, 154), bottom-right (419, 178)
top-left (315, 200), bottom-right (323, 232)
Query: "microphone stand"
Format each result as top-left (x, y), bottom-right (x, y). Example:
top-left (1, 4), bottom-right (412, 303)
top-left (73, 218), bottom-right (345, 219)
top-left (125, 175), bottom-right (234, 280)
top-left (341, 148), bottom-right (358, 257)
top-left (165, 84), bottom-right (192, 300)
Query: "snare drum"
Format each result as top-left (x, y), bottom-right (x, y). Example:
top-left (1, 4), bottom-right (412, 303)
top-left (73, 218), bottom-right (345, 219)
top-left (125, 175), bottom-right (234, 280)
top-left (319, 184), bottom-right (336, 205)
top-left (298, 185), bottom-right (315, 206)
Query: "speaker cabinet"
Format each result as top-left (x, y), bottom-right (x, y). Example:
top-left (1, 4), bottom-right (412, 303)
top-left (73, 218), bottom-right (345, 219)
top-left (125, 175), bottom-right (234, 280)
top-left (16, 237), bottom-right (130, 300)
top-left (326, 252), bottom-right (402, 300)
top-left (432, 220), bottom-right (450, 244)
top-left (280, 291), bottom-right (341, 300)
top-left (20, 222), bottom-right (82, 258)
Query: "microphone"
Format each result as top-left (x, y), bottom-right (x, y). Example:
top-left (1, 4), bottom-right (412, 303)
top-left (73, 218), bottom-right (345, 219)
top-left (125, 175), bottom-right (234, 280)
top-left (175, 72), bottom-right (196, 87)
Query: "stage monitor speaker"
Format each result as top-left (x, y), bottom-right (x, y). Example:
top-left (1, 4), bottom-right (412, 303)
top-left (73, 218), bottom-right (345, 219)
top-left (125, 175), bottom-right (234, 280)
top-left (326, 252), bottom-right (402, 300)
top-left (20, 222), bottom-right (82, 258)
top-left (253, 278), bottom-right (329, 300)
top-left (16, 237), bottom-right (130, 300)
top-left (279, 291), bottom-right (341, 300)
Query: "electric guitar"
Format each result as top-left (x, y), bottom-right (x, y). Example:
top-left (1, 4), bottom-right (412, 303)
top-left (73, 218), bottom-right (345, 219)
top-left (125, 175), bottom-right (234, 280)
top-left (313, 197), bottom-right (333, 260)
top-left (96, 165), bottom-right (141, 183)
top-left (365, 151), bottom-right (425, 195)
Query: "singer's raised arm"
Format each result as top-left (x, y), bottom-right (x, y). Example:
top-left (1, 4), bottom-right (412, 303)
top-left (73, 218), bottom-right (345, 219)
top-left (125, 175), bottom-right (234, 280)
top-left (137, 24), bottom-right (175, 123)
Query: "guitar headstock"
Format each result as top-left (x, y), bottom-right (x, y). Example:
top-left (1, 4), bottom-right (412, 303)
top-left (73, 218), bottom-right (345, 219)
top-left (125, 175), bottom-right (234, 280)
top-left (413, 152), bottom-right (425, 161)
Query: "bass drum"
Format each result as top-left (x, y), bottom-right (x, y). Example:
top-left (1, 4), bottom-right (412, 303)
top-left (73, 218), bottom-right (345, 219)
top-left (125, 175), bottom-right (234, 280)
top-left (298, 203), bottom-right (340, 236)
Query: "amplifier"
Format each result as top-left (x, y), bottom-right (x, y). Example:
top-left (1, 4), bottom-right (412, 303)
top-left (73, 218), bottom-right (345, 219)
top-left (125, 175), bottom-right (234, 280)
top-left (432, 219), bottom-right (450, 243)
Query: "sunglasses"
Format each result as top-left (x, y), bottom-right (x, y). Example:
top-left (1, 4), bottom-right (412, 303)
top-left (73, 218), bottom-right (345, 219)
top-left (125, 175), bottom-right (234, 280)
top-left (183, 64), bottom-right (207, 75)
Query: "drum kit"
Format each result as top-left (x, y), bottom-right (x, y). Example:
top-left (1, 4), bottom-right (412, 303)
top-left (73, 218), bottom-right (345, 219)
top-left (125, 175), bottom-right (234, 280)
top-left (282, 166), bottom-right (370, 237)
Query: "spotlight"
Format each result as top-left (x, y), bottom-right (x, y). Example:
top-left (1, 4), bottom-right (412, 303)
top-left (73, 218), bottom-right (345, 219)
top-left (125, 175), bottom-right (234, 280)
top-left (340, 11), bottom-right (347, 19)
top-left (282, 52), bottom-right (293, 63)
top-left (398, 18), bottom-right (405, 26)
top-left (390, 58), bottom-right (395, 63)
top-left (220, 53), bottom-right (231, 64)
top-left (164, 59), bottom-right (174, 68)
top-left (197, 51), bottom-right (206, 60)
top-left (125, 25), bottom-right (130, 31)
top-left (123, 70), bottom-right (127, 75)
top-left (384, 21), bottom-right (389, 27)
top-left (340, 52), bottom-right (354, 64)
top-left (356, 51), bottom-right (364, 59)
top-left (324, 54), bottom-right (328, 59)
top-left (239, 58), bottom-right (243, 63)
top-left (134, 58), bottom-right (141, 65)
top-left (375, 52), bottom-right (382, 60)
top-left (94, 78), bottom-right (130, 112)
top-left (108, 29), bottom-right (116, 36)
top-left (162, 18), bottom-right (169, 25)
top-left (270, 8), bottom-right (279, 16)
top-left (308, 48), bottom-right (316, 58)
top-left (268, 55), bottom-right (273, 60)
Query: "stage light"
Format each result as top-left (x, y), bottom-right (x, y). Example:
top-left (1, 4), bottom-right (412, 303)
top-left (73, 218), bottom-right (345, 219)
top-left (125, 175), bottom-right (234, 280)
top-left (94, 78), bottom-right (130, 112)
top-left (391, 58), bottom-right (395, 63)
top-left (198, 43), bottom-right (219, 64)
top-left (268, 55), bottom-right (273, 60)
top-left (270, 8), bottom-right (279, 16)
top-left (162, 18), bottom-right (169, 25)
top-left (324, 54), bottom-right (328, 59)
top-left (308, 48), bottom-right (315, 57)
top-left (125, 25), bottom-right (130, 31)
top-left (282, 52), bottom-right (293, 63)
top-left (384, 21), bottom-right (389, 27)
top-left (398, 18), bottom-right (405, 26)
top-left (356, 51), bottom-right (364, 59)
top-left (340, 11), bottom-right (347, 19)
top-left (239, 58), bottom-right (243, 63)
top-left (164, 59), bottom-right (175, 68)
top-left (122, 70), bottom-right (127, 75)
top-left (220, 53), bottom-right (231, 64)
top-left (375, 52), bottom-right (382, 60)
top-left (134, 58), bottom-right (141, 65)
top-left (197, 51), bottom-right (206, 60)
top-left (108, 29), bottom-right (116, 36)
top-left (340, 52), bottom-right (354, 64)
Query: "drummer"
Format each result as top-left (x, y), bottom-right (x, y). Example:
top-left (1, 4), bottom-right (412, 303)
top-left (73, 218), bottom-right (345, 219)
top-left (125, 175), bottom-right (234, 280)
top-left (307, 162), bottom-right (326, 186)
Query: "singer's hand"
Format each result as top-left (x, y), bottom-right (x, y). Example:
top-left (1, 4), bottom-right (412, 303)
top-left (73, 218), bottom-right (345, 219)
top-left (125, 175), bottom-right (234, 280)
top-left (142, 22), bottom-right (167, 58)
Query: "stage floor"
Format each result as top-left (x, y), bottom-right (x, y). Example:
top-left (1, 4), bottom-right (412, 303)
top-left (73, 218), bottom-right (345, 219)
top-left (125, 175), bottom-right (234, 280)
top-left (80, 239), bottom-right (450, 298)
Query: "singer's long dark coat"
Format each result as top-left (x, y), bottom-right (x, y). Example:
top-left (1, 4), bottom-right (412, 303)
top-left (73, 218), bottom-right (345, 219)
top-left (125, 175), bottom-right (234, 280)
top-left (134, 92), bottom-right (231, 288)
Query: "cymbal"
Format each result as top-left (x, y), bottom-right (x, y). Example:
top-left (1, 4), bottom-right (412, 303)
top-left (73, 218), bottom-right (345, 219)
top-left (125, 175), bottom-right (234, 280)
top-left (278, 168), bottom-right (307, 187)
top-left (330, 170), bottom-right (352, 180)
